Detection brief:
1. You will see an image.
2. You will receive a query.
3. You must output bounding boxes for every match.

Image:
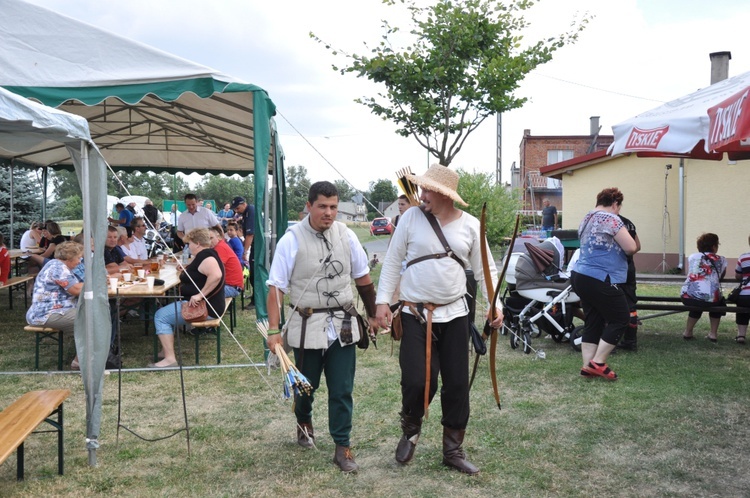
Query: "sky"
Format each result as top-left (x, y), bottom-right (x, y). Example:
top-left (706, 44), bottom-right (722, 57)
top-left (23, 0), bottom-right (750, 192)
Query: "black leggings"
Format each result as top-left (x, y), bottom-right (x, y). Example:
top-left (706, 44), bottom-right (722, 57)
top-left (571, 271), bottom-right (630, 346)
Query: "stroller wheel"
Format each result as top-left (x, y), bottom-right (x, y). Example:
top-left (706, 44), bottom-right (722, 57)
top-left (570, 325), bottom-right (584, 352)
top-left (510, 330), bottom-right (519, 349)
top-left (551, 331), bottom-right (564, 343)
top-left (522, 332), bottom-right (532, 354)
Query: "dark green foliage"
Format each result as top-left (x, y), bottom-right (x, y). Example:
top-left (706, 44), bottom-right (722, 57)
top-left (313, 0), bottom-right (588, 166)
top-left (456, 169), bottom-right (520, 245)
top-left (0, 166), bottom-right (43, 246)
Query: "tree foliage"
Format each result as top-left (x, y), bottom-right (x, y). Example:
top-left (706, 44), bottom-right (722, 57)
top-left (313, 0), bottom-right (588, 165)
top-left (456, 169), bottom-right (520, 246)
top-left (333, 179), bottom-right (356, 203)
top-left (49, 169), bottom-right (191, 217)
top-left (367, 178), bottom-right (398, 217)
top-left (286, 165), bottom-right (312, 220)
top-left (0, 166), bottom-right (44, 247)
top-left (195, 175), bottom-right (254, 208)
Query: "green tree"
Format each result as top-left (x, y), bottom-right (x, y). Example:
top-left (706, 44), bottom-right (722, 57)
top-left (456, 169), bottom-right (520, 246)
top-left (196, 174), bottom-right (254, 208)
top-left (0, 166), bottom-right (44, 246)
top-left (367, 178), bottom-right (398, 216)
top-left (314, 0), bottom-right (588, 166)
top-left (286, 165), bottom-right (311, 220)
top-left (333, 179), bottom-right (356, 203)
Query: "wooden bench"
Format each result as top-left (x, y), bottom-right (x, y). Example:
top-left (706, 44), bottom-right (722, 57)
top-left (0, 275), bottom-right (35, 310)
top-left (187, 297), bottom-right (235, 365)
top-left (635, 295), bottom-right (750, 321)
top-left (0, 389), bottom-right (71, 481)
top-left (24, 326), bottom-right (65, 371)
top-left (153, 297), bottom-right (235, 365)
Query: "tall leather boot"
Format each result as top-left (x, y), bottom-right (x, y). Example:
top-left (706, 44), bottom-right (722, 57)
top-left (395, 413), bottom-right (422, 464)
top-left (442, 427), bottom-right (479, 475)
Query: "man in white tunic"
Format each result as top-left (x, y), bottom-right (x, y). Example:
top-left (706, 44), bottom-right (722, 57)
top-left (376, 164), bottom-right (502, 475)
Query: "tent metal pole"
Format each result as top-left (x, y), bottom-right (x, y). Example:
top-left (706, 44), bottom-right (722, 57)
top-left (9, 160), bottom-right (14, 249)
top-left (678, 158), bottom-right (685, 271)
top-left (79, 141), bottom-right (98, 467)
top-left (42, 167), bottom-right (48, 222)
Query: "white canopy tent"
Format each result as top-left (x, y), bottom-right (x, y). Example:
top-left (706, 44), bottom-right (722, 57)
top-left (0, 86), bottom-right (110, 467)
top-left (0, 0), bottom-right (287, 466)
top-left (0, 0), bottom-right (286, 320)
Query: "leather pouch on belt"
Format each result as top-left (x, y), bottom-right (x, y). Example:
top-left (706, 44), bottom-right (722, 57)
top-left (390, 302), bottom-right (404, 341)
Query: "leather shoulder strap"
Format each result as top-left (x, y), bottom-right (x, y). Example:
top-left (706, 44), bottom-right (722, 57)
top-left (412, 206), bottom-right (465, 269)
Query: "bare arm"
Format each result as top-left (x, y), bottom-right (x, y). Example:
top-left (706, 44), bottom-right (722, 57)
top-left (266, 285), bottom-right (285, 351)
top-left (614, 226), bottom-right (637, 256)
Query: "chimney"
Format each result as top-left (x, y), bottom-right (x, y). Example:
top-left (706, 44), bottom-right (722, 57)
top-left (590, 116), bottom-right (600, 136)
top-left (709, 51), bottom-right (731, 84)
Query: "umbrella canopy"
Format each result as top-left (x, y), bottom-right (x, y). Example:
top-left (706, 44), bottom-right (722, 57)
top-left (609, 69), bottom-right (750, 160)
top-left (524, 242), bottom-right (555, 274)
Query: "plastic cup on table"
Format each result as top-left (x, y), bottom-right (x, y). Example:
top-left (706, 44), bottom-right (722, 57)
top-left (109, 277), bottom-right (118, 293)
top-left (123, 273), bottom-right (131, 282)
top-left (137, 269), bottom-right (145, 279)
top-left (146, 276), bottom-right (155, 290)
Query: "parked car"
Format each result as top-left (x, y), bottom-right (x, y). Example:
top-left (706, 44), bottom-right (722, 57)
top-left (370, 217), bottom-right (394, 236)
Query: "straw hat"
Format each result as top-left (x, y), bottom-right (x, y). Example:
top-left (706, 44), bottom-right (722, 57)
top-left (406, 163), bottom-right (467, 206)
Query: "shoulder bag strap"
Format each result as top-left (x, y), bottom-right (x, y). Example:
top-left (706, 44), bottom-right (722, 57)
top-left (405, 206), bottom-right (465, 270)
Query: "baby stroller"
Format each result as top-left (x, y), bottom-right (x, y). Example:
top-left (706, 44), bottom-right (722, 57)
top-left (500, 238), bottom-right (583, 354)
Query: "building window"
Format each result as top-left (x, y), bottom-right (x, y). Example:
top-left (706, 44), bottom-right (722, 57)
top-left (547, 149), bottom-right (574, 165)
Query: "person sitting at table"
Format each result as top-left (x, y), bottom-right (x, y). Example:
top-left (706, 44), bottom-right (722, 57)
top-left (225, 221), bottom-right (245, 266)
top-left (151, 228), bottom-right (225, 368)
top-left (26, 241), bottom-right (84, 370)
top-left (105, 226), bottom-right (129, 275)
top-left (0, 233), bottom-right (9, 286)
top-left (115, 224), bottom-right (150, 266)
top-left (681, 233), bottom-right (727, 342)
top-left (208, 225), bottom-right (244, 298)
top-left (20, 221), bottom-right (44, 251)
top-left (26, 221), bottom-right (67, 274)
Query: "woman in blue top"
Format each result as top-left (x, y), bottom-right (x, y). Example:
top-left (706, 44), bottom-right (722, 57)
top-left (570, 188), bottom-right (637, 380)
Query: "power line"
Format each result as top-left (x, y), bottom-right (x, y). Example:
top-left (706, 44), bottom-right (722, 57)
top-left (276, 110), bottom-right (385, 217)
top-left (535, 73), bottom-right (667, 103)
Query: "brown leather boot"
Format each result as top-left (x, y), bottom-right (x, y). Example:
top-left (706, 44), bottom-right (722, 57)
top-left (296, 422), bottom-right (314, 448)
top-left (333, 445), bottom-right (359, 473)
top-left (442, 427), bottom-right (479, 475)
top-left (395, 413), bottom-right (422, 464)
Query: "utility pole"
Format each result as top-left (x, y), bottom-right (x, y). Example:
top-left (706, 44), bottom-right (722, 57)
top-left (496, 113), bottom-right (502, 185)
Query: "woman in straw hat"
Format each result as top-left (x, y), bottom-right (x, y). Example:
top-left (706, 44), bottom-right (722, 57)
top-left (375, 164), bottom-right (503, 476)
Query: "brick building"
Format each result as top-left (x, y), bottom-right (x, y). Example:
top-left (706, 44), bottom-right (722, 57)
top-left (511, 117), bottom-right (614, 215)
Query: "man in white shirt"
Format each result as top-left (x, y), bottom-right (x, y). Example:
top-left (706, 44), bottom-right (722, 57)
top-left (177, 193), bottom-right (220, 240)
top-left (375, 164), bottom-right (503, 476)
top-left (130, 217), bottom-right (149, 261)
top-left (266, 181), bottom-right (378, 473)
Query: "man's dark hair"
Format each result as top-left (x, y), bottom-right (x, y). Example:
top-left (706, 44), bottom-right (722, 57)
top-left (115, 202), bottom-right (124, 209)
top-left (398, 194), bottom-right (409, 201)
top-left (308, 181), bottom-right (339, 204)
top-left (107, 225), bottom-right (118, 233)
top-left (184, 193), bottom-right (197, 201)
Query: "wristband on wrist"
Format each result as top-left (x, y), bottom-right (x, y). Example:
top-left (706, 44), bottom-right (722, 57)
top-left (267, 329), bottom-right (281, 336)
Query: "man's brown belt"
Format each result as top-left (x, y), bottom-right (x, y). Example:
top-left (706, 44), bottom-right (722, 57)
top-left (293, 305), bottom-right (346, 360)
top-left (402, 300), bottom-right (445, 420)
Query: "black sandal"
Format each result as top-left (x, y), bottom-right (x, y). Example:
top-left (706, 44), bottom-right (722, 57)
top-left (735, 336), bottom-right (746, 345)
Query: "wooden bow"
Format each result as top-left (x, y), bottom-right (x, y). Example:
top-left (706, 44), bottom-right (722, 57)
top-left (470, 211), bottom-right (520, 411)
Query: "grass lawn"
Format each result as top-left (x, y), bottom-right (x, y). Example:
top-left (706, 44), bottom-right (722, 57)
top-left (1, 282), bottom-right (749, 496)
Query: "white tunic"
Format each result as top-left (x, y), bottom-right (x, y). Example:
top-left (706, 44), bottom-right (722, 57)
top-left (376, 206), bottom-right (498, 323)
